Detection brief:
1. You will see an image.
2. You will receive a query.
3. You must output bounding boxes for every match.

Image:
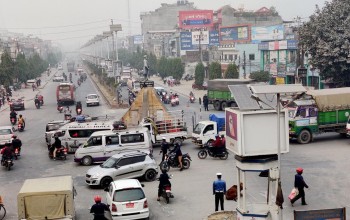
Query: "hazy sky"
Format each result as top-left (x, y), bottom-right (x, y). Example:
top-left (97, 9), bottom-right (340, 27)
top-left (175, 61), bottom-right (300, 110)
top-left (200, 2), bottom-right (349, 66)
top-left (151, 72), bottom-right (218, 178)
top-left (0, 0), bottom-right (328, 50)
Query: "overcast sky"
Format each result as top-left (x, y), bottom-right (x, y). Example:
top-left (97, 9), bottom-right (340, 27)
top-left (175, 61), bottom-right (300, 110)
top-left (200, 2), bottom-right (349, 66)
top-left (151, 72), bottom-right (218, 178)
top-left (0, 0), bottom-right (328, 50)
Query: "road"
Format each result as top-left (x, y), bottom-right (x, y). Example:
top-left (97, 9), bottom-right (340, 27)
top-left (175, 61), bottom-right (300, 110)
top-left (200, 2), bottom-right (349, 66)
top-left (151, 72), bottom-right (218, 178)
top-left (1, 66), bottom-right (350, 219)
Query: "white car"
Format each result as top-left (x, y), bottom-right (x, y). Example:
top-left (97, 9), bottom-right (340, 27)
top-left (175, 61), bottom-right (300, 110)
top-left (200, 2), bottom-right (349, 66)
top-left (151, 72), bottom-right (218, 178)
top-left (53, 76), bottom-right (64, 82)
top-left (105, 179), bottom-right (149, 220)
top-left (85, 151), bottom-right (158, 188)
top-left (0, 126), bottom-right (14, 147)
top-left (86, 94), bottom-right (100, 106)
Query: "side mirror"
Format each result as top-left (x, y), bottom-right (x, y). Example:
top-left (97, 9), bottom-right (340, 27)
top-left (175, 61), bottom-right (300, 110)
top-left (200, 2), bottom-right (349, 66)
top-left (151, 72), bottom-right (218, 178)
top-left (141, 184), bottom-right (145, 187)
top-left (104, 187), bottom-right (109, 192)
top-left (115, 165), bottom-right (120, 169)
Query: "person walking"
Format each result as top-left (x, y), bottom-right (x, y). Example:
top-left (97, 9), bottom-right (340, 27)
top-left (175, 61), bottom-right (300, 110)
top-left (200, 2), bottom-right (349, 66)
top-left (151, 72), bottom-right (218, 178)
top-left (213, 172), bottom-right (226, 211)
top-left (159, 137), bottom-right (169, 163)
top-left (291, 167), bottom-right (309, 206)
top-left (203, 94), bottom-right (209, 111)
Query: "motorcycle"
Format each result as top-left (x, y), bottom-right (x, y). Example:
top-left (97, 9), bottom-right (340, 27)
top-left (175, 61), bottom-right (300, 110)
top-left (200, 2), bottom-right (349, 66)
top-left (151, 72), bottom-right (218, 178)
top-left (171, 98), bottom-right (177, 107)
top-left (57, 106), bottom-right (64, 113)
top-left (48, 146), bottom-right (67, 160)
top-left (198, 143), bottom-right (228, 160)
top-left (18, 123), bottom-right (24, 132)
top-left (35, 102), bottom-right (40, 109)
top-left (10, 117), bottom-right (16, 125)
top-left (1, 157), bottom-right (13, 171)
top-left (157, 175), bottom-right (174, 203)
top-left (163, 95), bottom-right (170, 104)
top-left (190, 96), bottom-right (195, 103)
top-left (160, 152), bottom-right (191, 172)
top-left (76, 108), bottom-right (82, 115)
top-left (14, 147), bottom-right (20, 160)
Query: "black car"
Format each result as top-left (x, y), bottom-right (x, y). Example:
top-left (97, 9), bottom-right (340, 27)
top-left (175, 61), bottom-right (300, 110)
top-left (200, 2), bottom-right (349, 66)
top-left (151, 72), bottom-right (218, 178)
top-left (9, 98), bottom-right (25, 111)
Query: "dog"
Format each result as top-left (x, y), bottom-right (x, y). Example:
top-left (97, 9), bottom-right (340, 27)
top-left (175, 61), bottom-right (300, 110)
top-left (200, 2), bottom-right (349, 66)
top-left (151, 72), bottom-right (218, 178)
top-left (226, 182), bottom-right (243, 201)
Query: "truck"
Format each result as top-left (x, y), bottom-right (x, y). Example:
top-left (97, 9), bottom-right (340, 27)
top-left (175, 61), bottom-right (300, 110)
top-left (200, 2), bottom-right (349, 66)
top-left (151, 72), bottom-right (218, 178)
top-left (289, 88), bottom-right (350, 144)
top-left (67, 61), bottom-right (75, 72)
top-left (17, 176), bottom-right (76, 220)
top-left (57, 83), bottom-right (75, 105)
top-left (192, 113), bottom-right (225, 146)
top-left (207, 79), bottom-right (255, 111)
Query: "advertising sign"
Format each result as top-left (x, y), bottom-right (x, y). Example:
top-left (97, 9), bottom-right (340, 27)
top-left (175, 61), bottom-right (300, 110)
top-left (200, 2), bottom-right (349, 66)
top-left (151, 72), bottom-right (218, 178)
top-left (181, 31), bottom-right (220, 51)
top-left (219, 25), bottom-right (250, 43)
top-left (180, 32), bottom-right (193, 50)
top-left (192, 31), bottom-right (209, 45)
top-left (226, 111), bottom-right (238, 141)
top-left (179, 10), bottom-right (213, 29)
top-left (259, 40), bottom-right (299, 51)
top-left (209, 31), bottom-right (219, 46)
top-left (133, 35), bottom-right (143, 45)
top-left (251, 25), bottom-right (284, 43)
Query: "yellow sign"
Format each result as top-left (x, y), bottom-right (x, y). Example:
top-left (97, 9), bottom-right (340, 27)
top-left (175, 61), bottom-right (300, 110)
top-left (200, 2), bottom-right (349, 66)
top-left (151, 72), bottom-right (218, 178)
top-left (276, 77), bottom-right (285, 84)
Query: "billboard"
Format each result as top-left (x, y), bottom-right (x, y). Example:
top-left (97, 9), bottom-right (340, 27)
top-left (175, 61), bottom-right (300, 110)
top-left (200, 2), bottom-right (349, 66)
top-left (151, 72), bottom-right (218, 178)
top-left (192, 31), bottom-right (209, 45)
top-left (251, 25), bottom-right (284, 43)
top-left (219, 25), bottom-right (251, 43)
top-left (133, 35), bottom-right (143, 45)
top-left (180, 32), bottom-right (193, 50)
top-left (179, 10), bottom-right (213, 29)
top-left (209, 31), bottom-right (219, 46)
top-left (180, 31), bottom-right (220, 51)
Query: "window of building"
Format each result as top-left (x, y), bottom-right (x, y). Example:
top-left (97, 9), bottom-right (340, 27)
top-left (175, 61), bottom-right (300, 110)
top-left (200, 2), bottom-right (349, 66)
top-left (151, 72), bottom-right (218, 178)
top-left (249, 54), bottom-right (255, 61)
top-left (228, 54), bottom-right (233, 61)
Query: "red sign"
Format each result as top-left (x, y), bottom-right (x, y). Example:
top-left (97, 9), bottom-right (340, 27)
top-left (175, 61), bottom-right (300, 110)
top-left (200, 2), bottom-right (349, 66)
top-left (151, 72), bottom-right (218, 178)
top-left (226, 111), bottom-right (237, 141)
top-left (179, 10), bottom-right (213, 29)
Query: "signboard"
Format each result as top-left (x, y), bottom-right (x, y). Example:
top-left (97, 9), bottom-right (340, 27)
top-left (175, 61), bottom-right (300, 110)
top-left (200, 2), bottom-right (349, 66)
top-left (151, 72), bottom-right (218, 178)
top-left (297, 68), bottom-right (307, 77)
top-left (192, 31), bottom-right (209, 45)
top-left (294, 208), bottom-right (346, 220)
top-left (181, 31), bottom-right (220, 51)
top-left (251, 25), bottom-right (284, 43)
top-left (180, 32), bottom-right (193, 50)
top-left (179, 10), bottom-right (213, 29)
top-left (259, 40), bottom-right (299, 51)
top-left (219, 25), bottom-right (251, 43)
top-left (133, 35), bottom-right (143, 45)
top-left (209, 31), bottom-right (219, 46)
top-left (276, 77), bottom-right (285, 84)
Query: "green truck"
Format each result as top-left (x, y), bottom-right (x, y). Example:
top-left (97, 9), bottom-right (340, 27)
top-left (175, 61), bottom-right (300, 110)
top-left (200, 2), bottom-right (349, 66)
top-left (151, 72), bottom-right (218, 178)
top-left (288, 88), bottom-right (350, 144)
top-left (207, 79), bottom-right (254, 111)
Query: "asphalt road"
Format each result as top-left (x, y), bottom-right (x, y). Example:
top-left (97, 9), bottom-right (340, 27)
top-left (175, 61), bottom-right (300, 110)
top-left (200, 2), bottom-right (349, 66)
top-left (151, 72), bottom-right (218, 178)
top-left (1, 66), bottom-right (350, 219)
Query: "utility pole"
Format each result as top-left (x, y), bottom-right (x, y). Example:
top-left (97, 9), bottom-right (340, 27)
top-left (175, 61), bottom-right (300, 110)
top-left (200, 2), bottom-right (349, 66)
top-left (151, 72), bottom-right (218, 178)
top-left (199, 30), bottom-right (203, 63)
top-left (243, 51), bottom-right (246, 79)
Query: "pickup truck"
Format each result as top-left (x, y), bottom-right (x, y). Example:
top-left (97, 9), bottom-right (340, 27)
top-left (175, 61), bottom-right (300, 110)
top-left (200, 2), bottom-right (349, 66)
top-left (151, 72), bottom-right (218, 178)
top-left (192, 113), bottom-right (225, 146)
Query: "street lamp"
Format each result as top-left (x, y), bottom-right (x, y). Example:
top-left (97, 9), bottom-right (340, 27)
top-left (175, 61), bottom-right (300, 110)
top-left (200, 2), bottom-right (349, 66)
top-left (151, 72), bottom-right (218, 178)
top-left (110, 24), bottom-right (122, 84)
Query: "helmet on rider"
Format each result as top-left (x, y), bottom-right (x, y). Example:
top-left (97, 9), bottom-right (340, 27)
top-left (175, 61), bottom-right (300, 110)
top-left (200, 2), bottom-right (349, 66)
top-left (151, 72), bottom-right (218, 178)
top-left (296, 167), bottom-right (303, 174)
top-left (12, 134), bottom-right (17, 139)
top-left (94, 195), bottom-right (102, 203)
top-left (221, 134), bottom-right (225, 138)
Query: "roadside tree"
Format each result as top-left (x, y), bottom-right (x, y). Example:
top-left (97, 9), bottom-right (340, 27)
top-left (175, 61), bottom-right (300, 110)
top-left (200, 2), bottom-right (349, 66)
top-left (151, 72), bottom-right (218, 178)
top-left (194, 62), bottom-right (205, 86)
top-left (209, 61), bottom-right (222, 79)
top-left (225, 63), bottom-right (239, 79)
top-left (249, 71), bottom-right (270, 82)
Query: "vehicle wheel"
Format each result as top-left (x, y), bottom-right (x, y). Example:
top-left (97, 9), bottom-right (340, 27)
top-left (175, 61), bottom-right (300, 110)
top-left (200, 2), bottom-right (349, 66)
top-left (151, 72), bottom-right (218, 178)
top-left (214, 101), bottom-right (221, 111)
top-left (100, 177), bottom-right (113, 188)
top-left (219, 152), bottom-right (228, 160)
top-left (7, 164), bottom-right (11, 171)
top-left (160, 162), bottom-right (170, 172)
top-left (173, 138), bottom-right (183, 145)
top-left (144, 169), bottom-right (157, 181)
top-left (82, 156), bottom-right (93, 166)
top-left (230, 102), bottom-right (238, 107)
top-left (63, 155), bottom-right (67, 160)
top-left (297, 130), bottom-right (312, 144)
top-left (221, 101), bottom-right (228, 110)
top-left (182, 159), bottom-right (191, 169)
top-left (197, 150), bottom-right (208, 159)
top-left (166, 195), bottom-right (170, 204)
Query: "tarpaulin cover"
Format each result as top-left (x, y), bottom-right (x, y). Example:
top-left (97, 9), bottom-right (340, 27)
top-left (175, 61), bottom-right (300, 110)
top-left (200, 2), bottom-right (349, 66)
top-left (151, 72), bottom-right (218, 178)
top-left (24, 194), bottom-right (65, 219)
top-left (307, 87), bottom-right (350, 111)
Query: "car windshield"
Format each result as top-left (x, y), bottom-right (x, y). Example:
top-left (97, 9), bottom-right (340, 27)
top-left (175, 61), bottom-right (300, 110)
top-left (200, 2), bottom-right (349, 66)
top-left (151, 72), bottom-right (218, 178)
top-left (101, 157), bottom-right (118, 168)
top-left (0, 129), bottom-right (12, 135)
top-left (193, 123), bottom-right (205, 134)
top-left (88, 95), bottom-right (98, 99)
top-left (113, 188), bottom-right (145, 202)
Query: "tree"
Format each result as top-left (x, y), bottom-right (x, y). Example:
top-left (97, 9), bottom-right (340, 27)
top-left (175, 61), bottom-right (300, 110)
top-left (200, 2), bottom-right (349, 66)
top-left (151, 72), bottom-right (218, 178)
top-left (225, 63), bottom-right (239, 79)
top-left (15, 53), bottom-right (28, 82)
top-left (147, 53), bottom-right (157, 75)
top-left (157, 56), bottom-right (168, 79)
top-left (169, 58), bottom-right (184, 80)
top-left (249, 70), bottom-right (270, 82)
top-left (209, 61), bottom-right (222, 79)
top-left (0, 51), bottom-right (14, 86)
top-left (194, 62), bottom-right (205, 86)
top-left (299, 0), bottom-right (350, 87)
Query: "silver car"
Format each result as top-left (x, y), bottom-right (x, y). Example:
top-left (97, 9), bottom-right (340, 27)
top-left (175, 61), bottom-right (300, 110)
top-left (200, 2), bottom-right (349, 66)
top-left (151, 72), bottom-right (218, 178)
top-left (86, 94), bottom-right (100, 106)
top-left (85, 151), bottom-right (158, 188)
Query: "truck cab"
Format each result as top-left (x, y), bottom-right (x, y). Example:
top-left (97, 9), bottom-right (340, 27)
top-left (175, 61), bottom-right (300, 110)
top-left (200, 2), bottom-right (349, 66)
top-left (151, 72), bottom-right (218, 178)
top-left (192, 113), bottom-right (225, 146)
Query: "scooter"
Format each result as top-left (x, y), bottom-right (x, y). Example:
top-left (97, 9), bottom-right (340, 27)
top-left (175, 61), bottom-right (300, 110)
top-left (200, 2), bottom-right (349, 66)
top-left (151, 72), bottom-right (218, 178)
top-left (18, 123), bottom-right (24, 132)
top-left (76, 108), bottom-right (82, 115)
top-left (48, 146), bottom-right (67, 160)
top-left (171, 98), bottom-right (177, 107)
top-left (190, 96), bottom-right (195, 103)
top-left (10, 117), bottom-right (16, 125)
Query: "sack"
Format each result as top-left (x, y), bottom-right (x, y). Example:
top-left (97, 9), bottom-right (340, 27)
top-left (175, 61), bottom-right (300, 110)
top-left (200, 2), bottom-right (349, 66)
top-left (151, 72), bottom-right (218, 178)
top-left (288, 188), bottom-right (299, 200)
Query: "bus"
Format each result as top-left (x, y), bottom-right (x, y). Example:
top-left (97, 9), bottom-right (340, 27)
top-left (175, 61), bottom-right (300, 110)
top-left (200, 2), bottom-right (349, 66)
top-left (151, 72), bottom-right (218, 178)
top-left (56, 83), bottom-right (75, 105)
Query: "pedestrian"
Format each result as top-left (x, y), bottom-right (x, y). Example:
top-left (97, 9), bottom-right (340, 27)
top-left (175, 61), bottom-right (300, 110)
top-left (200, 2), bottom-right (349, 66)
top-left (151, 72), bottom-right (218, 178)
top-left (291, 167), bottom-right (309, 206)
top-left (199, 97), bottom-right (202, 106)
top-left (203, 94), bottom-right (209, 111)
top-left (213, 172), bottom-right (226, 211)
top-left (159, 137), bottom-right (169, 163)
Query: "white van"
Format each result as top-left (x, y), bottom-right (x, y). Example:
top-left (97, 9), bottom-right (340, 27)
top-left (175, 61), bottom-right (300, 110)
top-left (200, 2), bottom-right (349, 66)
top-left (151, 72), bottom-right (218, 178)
top-left (55, 122), bottom-right (113, 153)
top-left (74, 128), bottom-right (152, 166)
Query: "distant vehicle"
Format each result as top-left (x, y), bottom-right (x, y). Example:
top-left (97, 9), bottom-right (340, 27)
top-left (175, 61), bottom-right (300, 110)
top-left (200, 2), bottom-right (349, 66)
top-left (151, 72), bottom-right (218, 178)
top-left (86, 94), bottom-right (100, 106)
top-left (85, 151), bottom-right (158, 187)
top-left (26, 79), bottom-right (36, 88)
top-left (56, 83), bottom-right (75, 105)
top-left (53, 76), bottom-right (64, 82)
top-left (105, 179), bottom-right (150, 220)
top-left (0, 126), bottom-right (14, 147)
top-left (67, 61), bottom-right (75, 72)
top-left (120, 67), bottom-right (132, 82)
top-left (9, 98), bottom-right (25, 111)
top-left (58, 65), bottom-right (63, 70)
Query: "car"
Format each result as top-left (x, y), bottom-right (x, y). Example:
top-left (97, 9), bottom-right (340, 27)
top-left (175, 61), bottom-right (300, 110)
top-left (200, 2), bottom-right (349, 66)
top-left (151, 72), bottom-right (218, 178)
top-left (154, 86), bottom-right (166, 96)
top-left (53, 76), bottom-right (64, 82)
top-left (85, 151), bottom-right (158, 188)
top-left (0, 126), bottom-right (14, 147)
top-left (105, 179), bottom-right (149, 220)
top-left (58, 65), bottom-right (63, 70)
top-left (86, 94), bottom-right (100, 106)
top-left (9, 98), bottom-right (25, 110)
top-left (26, 79), bottom-right (36, 88)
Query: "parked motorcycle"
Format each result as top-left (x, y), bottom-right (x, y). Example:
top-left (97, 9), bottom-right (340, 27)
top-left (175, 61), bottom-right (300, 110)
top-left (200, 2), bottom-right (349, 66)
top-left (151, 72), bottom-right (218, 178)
top-left (190, 96), bottom-right (195, 103)
top-left (1, 157), bottom-right (13, 171)
top-left (48, 146), bottom-right (67, 160)
top-left (160, 152), bottom-right (191, 172)
top-left (10, 117), bottom-right (16, 125)
top-left (18, 123), bottom-right (24, 132)
top-left (198, 143), bottom-right (228, 160)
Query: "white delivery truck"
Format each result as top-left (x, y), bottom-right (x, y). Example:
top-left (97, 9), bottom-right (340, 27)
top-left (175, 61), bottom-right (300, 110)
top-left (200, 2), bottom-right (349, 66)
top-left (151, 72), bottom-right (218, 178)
top-left (192, 113), bottom-right (225, 146)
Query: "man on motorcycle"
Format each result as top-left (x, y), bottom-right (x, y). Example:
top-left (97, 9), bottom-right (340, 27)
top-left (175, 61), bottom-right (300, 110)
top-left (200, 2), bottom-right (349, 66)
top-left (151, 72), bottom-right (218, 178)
top-left (212, 135), bottom-right (222, 155)
top-left (34, 96), bottom-right (40, 107)
top-left (90, 195), bottom-right (110, 220)
top-left (10, 109), bottom-right (17, 122)
top-left (170, 143), bottom-right (183, 171)
top-left (76, 101), bottom-right (82, 114)
top-left (157, 170), bottom-right (171, 201)
top-left (18, 114), bottom-right (25, 128)
top-left (220, 134), bottom-right (226, 147)
top-left (1, 143), bottom-right (13, 165)
top-left (12, 135), bottom-right (22, 154)
top-left (159, 137), bottom-right (169, 163)
top-left (189, 91), bottom-right (194, 97)
top-left (52, 136), bottom-right (62, 160)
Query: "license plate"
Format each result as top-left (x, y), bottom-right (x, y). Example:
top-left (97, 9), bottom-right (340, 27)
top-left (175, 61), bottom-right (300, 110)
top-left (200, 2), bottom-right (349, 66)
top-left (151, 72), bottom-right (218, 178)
top-left (126, 203), bottom-right (134, 208)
